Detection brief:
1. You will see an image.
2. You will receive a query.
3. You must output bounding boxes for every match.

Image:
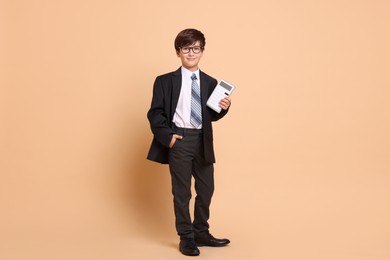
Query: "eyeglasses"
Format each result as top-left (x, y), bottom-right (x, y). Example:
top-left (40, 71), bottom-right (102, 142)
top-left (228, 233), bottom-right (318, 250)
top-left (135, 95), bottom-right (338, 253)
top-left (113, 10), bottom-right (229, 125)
top-left (180, 46), bottom-right (203, 54)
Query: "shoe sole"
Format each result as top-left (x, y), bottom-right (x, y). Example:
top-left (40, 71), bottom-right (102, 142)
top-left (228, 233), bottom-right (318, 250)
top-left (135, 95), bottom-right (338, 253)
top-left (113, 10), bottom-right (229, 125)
top-left (195, 242), bottom-right (230, 247)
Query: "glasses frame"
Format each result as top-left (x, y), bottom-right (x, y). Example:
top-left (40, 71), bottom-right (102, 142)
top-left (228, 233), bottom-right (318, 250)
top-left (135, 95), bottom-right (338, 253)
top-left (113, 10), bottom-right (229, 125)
top-left (180, 46), bottom-right (203, 54)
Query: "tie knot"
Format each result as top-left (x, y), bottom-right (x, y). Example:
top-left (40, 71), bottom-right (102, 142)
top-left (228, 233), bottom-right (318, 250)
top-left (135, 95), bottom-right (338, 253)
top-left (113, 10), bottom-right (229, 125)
top-left (191, 73), bottom-right (197, 80)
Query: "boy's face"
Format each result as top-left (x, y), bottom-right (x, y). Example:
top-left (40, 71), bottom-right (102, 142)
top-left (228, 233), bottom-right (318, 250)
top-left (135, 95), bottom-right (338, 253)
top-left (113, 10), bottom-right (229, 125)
top-left (176, 41), bottom-right (203, 72)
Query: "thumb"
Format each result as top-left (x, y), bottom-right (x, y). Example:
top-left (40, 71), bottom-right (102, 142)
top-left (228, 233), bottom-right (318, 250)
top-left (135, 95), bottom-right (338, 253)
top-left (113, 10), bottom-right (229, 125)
top-left (176, 135), bottom-right (183, 139)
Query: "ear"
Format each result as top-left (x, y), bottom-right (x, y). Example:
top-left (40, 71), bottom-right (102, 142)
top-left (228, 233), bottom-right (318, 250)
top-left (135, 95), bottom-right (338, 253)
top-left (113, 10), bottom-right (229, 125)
top-left (176, 50), bottom-right (180, 57)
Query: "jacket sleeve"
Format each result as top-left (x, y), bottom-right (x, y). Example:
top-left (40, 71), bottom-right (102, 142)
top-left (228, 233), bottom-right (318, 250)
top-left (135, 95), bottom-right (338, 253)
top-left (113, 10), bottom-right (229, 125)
top-left (147, 76), bottom-right (174, 148)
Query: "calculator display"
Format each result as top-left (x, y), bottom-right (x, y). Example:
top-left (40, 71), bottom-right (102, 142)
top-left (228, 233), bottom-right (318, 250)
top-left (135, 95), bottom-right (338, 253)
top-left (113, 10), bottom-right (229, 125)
top-left (219, 81), bottom-right (232, 91)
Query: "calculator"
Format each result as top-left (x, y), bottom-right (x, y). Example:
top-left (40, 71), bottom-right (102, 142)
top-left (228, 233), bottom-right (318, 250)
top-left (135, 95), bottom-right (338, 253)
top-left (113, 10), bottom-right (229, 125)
top-left (207, 79), bottom-right (236, 113)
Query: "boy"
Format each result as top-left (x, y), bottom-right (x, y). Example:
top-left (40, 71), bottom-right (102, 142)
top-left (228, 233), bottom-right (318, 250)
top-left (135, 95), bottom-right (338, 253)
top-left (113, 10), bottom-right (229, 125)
top-left (147, 28), bottom-right (231, 256)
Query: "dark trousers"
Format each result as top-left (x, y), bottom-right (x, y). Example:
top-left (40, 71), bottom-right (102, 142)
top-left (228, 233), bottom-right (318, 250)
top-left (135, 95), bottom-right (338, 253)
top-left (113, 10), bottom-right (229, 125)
top-left (168, 126), bottom-right (214, 240)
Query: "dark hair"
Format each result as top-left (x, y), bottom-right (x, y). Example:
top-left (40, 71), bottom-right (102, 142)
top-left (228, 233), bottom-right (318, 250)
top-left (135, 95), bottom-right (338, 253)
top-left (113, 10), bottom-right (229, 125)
top-left (174, 28), bottom-right (205, 52)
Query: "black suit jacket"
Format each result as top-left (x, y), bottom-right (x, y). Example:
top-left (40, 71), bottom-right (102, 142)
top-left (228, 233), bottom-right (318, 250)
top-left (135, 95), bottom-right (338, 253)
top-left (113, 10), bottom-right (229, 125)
top-left (147, 67), bottom-right (229, 164)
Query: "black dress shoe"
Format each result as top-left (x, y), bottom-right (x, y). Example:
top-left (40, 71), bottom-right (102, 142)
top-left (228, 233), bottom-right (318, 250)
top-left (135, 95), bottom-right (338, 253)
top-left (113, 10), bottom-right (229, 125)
top-left (179, 239), bottom-right (200, 256)
top-left (195, 233), bottom-right (230, 247)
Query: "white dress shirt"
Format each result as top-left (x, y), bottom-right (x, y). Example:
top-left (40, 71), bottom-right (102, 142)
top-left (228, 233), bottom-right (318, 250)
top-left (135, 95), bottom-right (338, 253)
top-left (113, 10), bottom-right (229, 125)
top-left (172, 66), bottom-right (202, 129)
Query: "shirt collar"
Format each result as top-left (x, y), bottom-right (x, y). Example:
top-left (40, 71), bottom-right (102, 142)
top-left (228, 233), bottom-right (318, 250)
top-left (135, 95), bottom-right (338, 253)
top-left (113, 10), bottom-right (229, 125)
top-left (181, 66), bottom-right (200, 80)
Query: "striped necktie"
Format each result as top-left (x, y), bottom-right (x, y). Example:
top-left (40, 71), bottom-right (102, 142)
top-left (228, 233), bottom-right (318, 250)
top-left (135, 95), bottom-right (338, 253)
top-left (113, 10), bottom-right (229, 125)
top-left (190, 73), bottom-right (202, 127)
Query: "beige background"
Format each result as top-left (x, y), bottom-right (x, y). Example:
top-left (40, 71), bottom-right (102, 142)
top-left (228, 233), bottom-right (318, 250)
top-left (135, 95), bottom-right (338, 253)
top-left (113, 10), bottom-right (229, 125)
top-left (1, 0), bottom-right (390, 259)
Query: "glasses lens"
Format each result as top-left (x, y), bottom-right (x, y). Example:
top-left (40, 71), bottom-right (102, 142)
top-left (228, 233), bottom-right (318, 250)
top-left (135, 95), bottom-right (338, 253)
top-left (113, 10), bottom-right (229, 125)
top-left (181, 47), bottom-right (189, 53)
top-left (192, 47), bottom-right (201, 54)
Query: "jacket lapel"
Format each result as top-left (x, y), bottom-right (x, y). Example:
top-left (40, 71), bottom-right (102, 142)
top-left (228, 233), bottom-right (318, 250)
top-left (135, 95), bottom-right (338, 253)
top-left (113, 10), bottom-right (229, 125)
top-left (199, 70), bottom-right (209, 113)
top-left (171, 68), bottom-right (182, 119)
